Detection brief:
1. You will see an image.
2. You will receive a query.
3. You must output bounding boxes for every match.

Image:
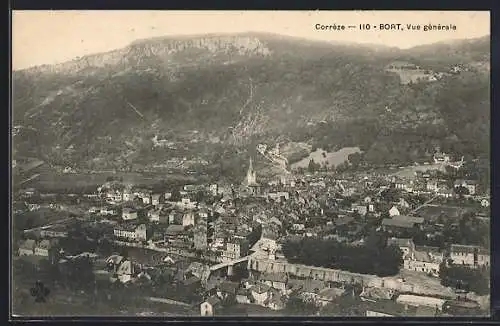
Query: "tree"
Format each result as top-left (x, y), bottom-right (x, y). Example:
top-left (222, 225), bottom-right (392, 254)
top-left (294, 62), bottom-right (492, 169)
top-left (348, 152), bottom-right (363, 169)
top-left (282, 237), bottom-right (401, 277)
top-left (308, 159), bottom-right (319, 173)
top-left (285, 296), bottom-right (319, 316)
top-left (170, 188), bottom-right (182, 202)
top-left (440, 265), bottom-right (490, 295)
top-left (455, 186), bottom-right (469, 198)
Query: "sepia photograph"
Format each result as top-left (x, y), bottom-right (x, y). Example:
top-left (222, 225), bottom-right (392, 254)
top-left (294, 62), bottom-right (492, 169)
top-left (11, 10), bottom-right (491, 318)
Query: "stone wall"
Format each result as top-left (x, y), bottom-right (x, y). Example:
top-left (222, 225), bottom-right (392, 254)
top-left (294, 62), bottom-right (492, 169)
top-left (247, 256), bottom-right (455, 298)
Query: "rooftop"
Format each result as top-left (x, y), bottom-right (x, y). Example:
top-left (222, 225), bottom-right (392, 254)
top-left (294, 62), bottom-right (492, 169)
top-left (205, 295), bottom-right (221, 307)
top-left (260, 272), bottom-right (288, 283)
top-left (165, 224), bottom-right (185, 235)
top-left (392, 215), bottom-right (425, 224)
top-left (387, 238), bottom-right (414, 248)
top-left (382, 218), bottom-right (415, 229)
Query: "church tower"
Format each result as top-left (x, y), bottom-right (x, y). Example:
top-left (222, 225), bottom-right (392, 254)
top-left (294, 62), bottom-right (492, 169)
top-left (247, 157), bottom-right (257, 185)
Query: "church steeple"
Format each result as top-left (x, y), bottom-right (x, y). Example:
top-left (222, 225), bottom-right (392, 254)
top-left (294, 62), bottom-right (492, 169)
top-left (247, 157), bottom-right (257, 185)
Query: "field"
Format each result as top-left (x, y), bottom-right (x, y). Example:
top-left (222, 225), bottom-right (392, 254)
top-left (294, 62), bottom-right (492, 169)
top-left (392, 163), bottom-right (446, 178)
top-left (27, 171), bottom-right (200, 192)
top-left (291, 147), bottom-right (361, 169)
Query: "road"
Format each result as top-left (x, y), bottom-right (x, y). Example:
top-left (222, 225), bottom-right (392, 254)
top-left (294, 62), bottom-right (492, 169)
top-left (410, 195), bottom-right (438, 216)
top-left (23, 217), bottom-right (74, 233)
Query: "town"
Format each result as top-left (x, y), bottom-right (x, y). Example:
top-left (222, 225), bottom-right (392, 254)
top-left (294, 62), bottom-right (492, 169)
top-left (12, 151), bottom-right (490, 317)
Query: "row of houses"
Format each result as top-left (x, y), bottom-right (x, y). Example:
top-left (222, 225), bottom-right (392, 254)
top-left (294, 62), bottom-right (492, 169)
top-left (387, 237), bottom-right (490, 272)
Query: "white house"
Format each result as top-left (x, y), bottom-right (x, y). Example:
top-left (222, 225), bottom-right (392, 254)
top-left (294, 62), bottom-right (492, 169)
top-left (477, 248), bottom-right (490, 267)
top-left (389, 206), bottom-right (401, 217)
top-left (426, 181), bottom-right (439, 192)
top-left (480, 198), bottom-right (490, 207)
top-left (201, 296), bottom-right (221, 316)
top-left (250, 283), bottom-right (271, 306)
top-left (387, 238), bottom-right (415, 257)
top-left (403, 249), bottom-right (441, 277)
top-left (34, 239), bottom-right (52, 257)
top-left (123, 189), bottom-right (134, 202)
top-left (396, 294), bottom-right (445, 311)
top-left (114, 224), bottom-right (148, 242)
top-left (18, 239), bottom-right (36, 256)
top-left (182, 211), bottom-right (196, 227)
top-left (122, 208), bottom-right (138, 221)
top-left (450, 244), bottom-right (478, 266)
top-left (151, 193), bottom-right (164, 206)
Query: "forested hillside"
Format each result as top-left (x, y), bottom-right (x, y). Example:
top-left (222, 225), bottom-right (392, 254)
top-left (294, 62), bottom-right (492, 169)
top-left (12, 33), bottom-right (489, 174)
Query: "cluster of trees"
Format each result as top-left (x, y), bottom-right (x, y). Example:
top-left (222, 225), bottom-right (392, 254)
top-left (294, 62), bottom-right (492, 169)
top-left (413, 211), bottom-right (490, 250)
top-left (445, 213), bottom-right (490, 249)
top-left (282, 235), bottom-right (402, 277)
top-left (307, 159), bottom-right (322, 173)
top-left (285, 296), bottom-right (319, 316)
top-left (440, 265), bottom-right (490, 295)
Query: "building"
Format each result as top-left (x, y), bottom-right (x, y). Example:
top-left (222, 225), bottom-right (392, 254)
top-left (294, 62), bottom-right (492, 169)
top-left (140, 193), bottom-right (152, 205)
top-left (194, 219), bottom-right (208, 250)
top-left (200, 296), bottom-right (221, 316)
top-left (222, 238), bottom-right (250, 261)
top-left (396, 294), bottom-right (446, 311)
top-left (164, 225), bottom-right (187, 244)
top-left (217, 281), bottom-right (239, 301)
top-left (387, 238), bottom-right (415, 257)
top-left (268, 192), bottom-right (290, 202)
top-left (453, 179), bottom-right (478, 195)
top-left (381, 218), bottom-right (419, 233)
top-left (114, 223), bottom-right (148, 242)
top-left (260, 272), bottom-right (288, 293)
top-left (426, 181), bottom-right (439, 192)
top-left (244, 157), bottom-right (261, 195)
top-left (183, 211), bottom-right (196, 227)
top-left (449, 244), bottom-right (489, 267)
top-left (123, 189), bottom-right (134, 202)
top-left (388, 206), bottom-right (400, 217)
top-left (250, 283), bottom-right (271, 305)
top-left (152, 193), bottom-right (164, 206)
top-left (122, 208), bottom-right (138, 221)
top-left (298, 279), bottom-right (327, 303)
top-left (477, 248), bottom-right (490, 267)
top-left (265, 291), bottom-right (287, 310)
top-left (40, 229), bottom-right (68, 238)
top-left (316, 287), bottom-right (346, 307)
top-left (34, 239), bottom-right (53, 257)
top-left (209, 184), bottom-right (219, 196)
top-left (236, 288), bottom-right (251, 304)
top-left (18, 239), bottom-right (36, 256)
top-left (403, 250), bottom-right (441, 277)
top-left (179, 198), bottom-right (198, 209)
top-left (100, 207), bottom-right (117, 216)
top-left (247, 157), bottom-right (257, 185)
top-left (365, 299), bottom-right (418, 317)
top-left (148, 209), bottom-right (167, 223)
top-left (392, 215), bottom-right (425, 225)
top-left (352, 204), bottom-right (368, 217)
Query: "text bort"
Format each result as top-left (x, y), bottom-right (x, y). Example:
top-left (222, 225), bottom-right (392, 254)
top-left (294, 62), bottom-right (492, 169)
top-left (379, 24), bottom-right (402, 30)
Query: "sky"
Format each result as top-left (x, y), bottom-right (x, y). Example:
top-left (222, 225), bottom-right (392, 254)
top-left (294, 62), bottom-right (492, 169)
top-left (12, 10), bottom-right (490, 70)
